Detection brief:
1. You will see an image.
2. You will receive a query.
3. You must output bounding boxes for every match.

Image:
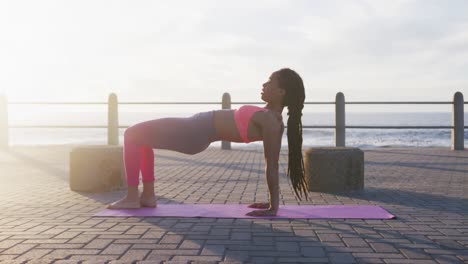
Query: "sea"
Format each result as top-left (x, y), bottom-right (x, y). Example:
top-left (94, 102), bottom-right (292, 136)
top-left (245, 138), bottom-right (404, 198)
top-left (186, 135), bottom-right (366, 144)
top-left (5, 105), bottom-right (468, 148)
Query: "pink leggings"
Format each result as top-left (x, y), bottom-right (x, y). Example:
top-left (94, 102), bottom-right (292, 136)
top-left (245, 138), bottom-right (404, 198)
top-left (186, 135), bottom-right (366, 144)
top-left (123, 111), bottom-right (216, 186)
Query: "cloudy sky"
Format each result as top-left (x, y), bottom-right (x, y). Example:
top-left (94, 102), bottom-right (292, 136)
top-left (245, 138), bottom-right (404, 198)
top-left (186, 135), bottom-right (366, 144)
top-left (0, 0), bottom-right (467, 111)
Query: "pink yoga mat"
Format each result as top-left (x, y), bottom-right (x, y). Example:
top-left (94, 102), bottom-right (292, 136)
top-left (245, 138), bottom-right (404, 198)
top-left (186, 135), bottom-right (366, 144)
top-left (94, 204), bottom-right (395, 219)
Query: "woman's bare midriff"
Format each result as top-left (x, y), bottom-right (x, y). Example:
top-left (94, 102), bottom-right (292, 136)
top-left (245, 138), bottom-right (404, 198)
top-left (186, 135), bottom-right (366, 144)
top-left (212, 109), bottom-right (242, 142)
top-left (213, 109), bottom-right (263, 143)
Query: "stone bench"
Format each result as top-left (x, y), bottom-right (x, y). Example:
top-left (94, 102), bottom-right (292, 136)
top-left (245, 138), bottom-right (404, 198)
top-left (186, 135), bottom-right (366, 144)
top-left (304, 147), bottom-right (364, 193)
top-left (69, 145), bottom-right (127, 192)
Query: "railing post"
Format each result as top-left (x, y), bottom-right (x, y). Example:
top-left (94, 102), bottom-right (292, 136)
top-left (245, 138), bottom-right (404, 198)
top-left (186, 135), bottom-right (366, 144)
top-left (451, 92), bottom-right (464, 150)
top-left (108, 93), bottom-right (119, 145)
top-left (0, 94), bottom-right (9, 149)
top-left (221, 92), bottom-right (231, 150)
top-left (335, 92), bottom-right (345, 147)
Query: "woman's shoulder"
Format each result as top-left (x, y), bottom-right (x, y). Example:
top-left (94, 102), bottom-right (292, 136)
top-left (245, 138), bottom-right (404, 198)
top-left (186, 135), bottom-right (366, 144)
top-left (262, 107), bottom-right (282, 120)
top-left (253, 108), bottom-right (283, 127)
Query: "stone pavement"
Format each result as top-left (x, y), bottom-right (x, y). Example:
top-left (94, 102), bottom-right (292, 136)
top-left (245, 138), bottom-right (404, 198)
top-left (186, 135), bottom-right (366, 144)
top-left (0, 145), bottom-right (466, 264)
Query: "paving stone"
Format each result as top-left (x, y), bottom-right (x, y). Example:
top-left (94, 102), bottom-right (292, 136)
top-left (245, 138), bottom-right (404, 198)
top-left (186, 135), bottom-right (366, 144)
top-left (399, 248), bottom-right (432, 259)
top-left (200, 244), bottom-right (225, 255)
top-left (44, 249), bottom-right (101, 259)
top-left (433, 255), bottom-right (464, 264)
top-left (155, 262), bottom-right (188, 264)
top-left (159, 235), bottom-right (184, 244)
top-left (209, 229), bottom-right (230, 236)
top-left (223, 250), bottom-right (250, 262)
top-left (170, 256), bottom-right (223, 262)
top-left (148, 249), bottom-right (199, 256)
top-left (223, 245), bottom-right (274, 252)
top-left (69, 234), bottom-right (96, 244)
top-left (343, 238), bottom-right (369, 247)
top-left (51, 260), bottom-right (80, 264)
top-left (382, 259), bottom-right (438, 263)
top-left (1, 243), bottom-right (36, 254)
top-left (301, 246), bottom-right (326, 257)
top-left (25, 258), bottom-right (58, 264)
top-left (251, 236), bottom-right (274, 245)
top-left (276, 241), bottom-right (299, 252)
top-left (101, 244), bottom-right (130, 255)
top-left (0, 255), bottom-right (17, 261)
top-left (370, 243), bottom-right (398, 253)
top-left (69, 255), bottom-right (119, 261)
top-left (327, 247), bottom-right (374, 253)
top-left (36, 243), bottom-right (85, 249)
top-left (230, 232), bottom-right (251, 240)
top-left (353, 253), bottom-right (405, 259)
top-left (329, 252), bottom-right (357, 263)
top-left (53, 231), bottom-right (81, 239)
top-left (141, 253), bottom-right (172, 262)
top-left (14, 249), bottom-right (51, 260)
top-left (178, 240), bottom-right (203, 249)
top-left (190, 225), bottom-right (212, 232)
top-left (355, 258), bottom-right (384, 263)
top-left (434, 239), bottom-right (465, 250)
top-left (0, 240), bottom-right (23, 249)
top-left (23, 239), bottom-right (69, 244)
top-left (249, 257), bottom-right (275, 263)
top-left (113, 239), bottom-right (157, 244)
top-left (317, 233), bottom-right (341, 242)
top-left (108, 261), bottom-right (134, 264)
top-left (118, 249), bottom-right (150, 261)
top-left (84, 239), bottom-right (113, 249)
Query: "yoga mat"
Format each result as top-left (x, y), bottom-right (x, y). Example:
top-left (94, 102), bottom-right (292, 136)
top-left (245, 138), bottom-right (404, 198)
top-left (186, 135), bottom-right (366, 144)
top-left (94, 204), bottom-right (395, 219)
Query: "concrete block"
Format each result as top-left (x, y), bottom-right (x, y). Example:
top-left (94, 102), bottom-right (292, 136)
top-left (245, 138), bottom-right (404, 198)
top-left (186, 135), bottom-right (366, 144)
top-left (305, 147), bottom-right (364, 192)
top-left (69, 145), bottom-right (126, 192)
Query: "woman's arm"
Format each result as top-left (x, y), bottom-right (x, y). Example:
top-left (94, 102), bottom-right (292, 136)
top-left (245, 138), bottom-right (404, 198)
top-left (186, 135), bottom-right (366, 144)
top-left (246, 113), bottom-right (283, 216)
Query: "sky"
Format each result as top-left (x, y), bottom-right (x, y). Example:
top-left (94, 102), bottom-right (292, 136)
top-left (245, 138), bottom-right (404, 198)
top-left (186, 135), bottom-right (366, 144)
top-left (0, 0), bottom-right (467, 112)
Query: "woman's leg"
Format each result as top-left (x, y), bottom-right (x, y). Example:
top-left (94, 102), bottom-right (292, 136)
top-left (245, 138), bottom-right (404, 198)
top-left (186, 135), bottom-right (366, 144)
top-left (124, 136), bottom-right (142, 187)
top-left (108, 112), bottom-right (216, 209)
top-left (140, 145), bottom-right (156, 207)
top-left (107, 136), bottom-right (142, 209)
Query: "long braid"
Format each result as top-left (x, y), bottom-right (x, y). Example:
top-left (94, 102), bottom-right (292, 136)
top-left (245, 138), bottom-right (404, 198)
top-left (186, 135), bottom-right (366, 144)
top-left (287, 106), bottom-right (308, 200)
top-left (276, 68), bottom-right (308, 200)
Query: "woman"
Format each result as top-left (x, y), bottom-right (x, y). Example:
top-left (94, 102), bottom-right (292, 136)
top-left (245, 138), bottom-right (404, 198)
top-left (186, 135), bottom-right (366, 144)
top-left (108, 68), bottom-right (308, 216)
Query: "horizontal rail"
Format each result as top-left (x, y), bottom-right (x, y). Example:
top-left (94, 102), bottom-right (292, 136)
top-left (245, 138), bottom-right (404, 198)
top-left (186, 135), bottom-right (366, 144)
top-left (9, 125), bottom-right (467, 129)
top-left (8, 102), bottom-right (108, 105)
top-left (8, 101), bottom-right (322, 105)
top-left (328, 126), bottom-right (461, 129)
top-left (303, 126), bottom-right (462, 129)
top-left (345, 102), bottom-right (454, 105)
top-left (9, 125), bottom-right (132, 129)
top-left (7, 101), bottom-right (467, 105)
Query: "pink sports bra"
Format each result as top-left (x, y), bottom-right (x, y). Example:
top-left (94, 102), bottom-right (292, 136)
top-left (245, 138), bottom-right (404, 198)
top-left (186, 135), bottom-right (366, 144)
top-left (234, 105), bottom-right (269, 143)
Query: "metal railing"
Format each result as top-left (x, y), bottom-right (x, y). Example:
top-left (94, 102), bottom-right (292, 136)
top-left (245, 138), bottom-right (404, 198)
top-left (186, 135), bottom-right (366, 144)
top-left (0, 92), bottom-right (465, 150)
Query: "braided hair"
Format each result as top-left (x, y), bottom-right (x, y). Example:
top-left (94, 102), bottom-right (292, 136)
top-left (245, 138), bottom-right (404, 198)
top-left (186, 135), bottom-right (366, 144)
top-left (274, 68), bottom-right (308, 200)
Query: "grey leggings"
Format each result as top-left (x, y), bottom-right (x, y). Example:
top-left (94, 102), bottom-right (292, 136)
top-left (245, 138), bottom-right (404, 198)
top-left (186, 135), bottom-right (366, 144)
top-left (123, 111), bottom-right (217, 186)
top-left (125, 110), bottom-right (217, 155)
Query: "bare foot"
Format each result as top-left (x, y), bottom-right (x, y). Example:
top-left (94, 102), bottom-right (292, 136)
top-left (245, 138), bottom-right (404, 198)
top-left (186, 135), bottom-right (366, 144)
top-left (246, 209), bottom-right (277, 217)
top-left (248, 202), bottom-right (270, 209)
top-left (107, 197), bottom-right (141, 209)
top-left (140, 195), bottom-right (157, 208)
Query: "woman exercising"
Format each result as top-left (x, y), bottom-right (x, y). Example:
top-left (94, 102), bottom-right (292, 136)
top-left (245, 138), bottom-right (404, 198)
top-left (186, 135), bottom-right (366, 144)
top-left (107, 68), bottom-right (308, 216)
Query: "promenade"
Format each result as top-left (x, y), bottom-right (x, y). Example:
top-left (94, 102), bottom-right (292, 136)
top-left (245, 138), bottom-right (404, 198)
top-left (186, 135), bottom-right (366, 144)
top-left (0, 145), bottom-right (466, 263)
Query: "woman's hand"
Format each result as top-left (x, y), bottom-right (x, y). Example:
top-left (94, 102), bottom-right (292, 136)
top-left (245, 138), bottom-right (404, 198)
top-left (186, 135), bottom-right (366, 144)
top-left (246, 209), bottom-right (277, 217)
top-left (248, 202), bottom-right (270, 209)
